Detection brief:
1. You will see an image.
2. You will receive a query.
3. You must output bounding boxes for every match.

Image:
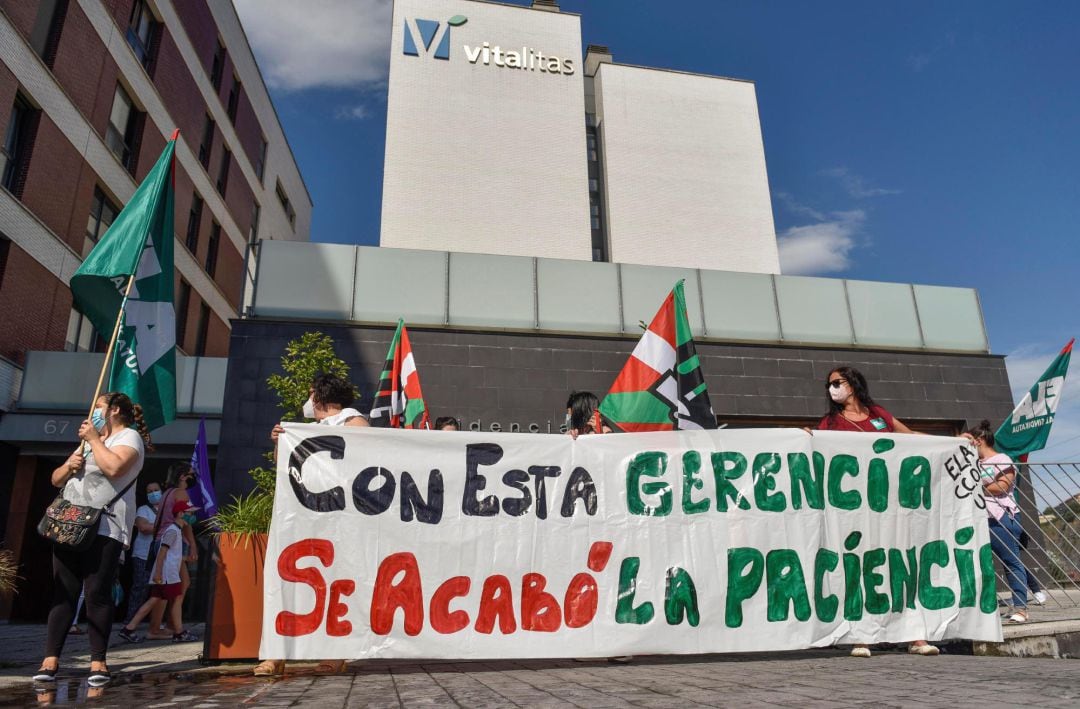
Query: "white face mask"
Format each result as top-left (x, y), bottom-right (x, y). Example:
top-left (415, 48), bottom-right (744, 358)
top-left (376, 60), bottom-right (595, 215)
top-left (829, 384), bottom-right (851, 404)
top-left (302, 396), bottom-right (317, 419)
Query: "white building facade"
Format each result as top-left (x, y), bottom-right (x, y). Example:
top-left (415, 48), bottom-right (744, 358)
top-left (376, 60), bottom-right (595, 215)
top-left (381, 0), bottom-right (781, 274)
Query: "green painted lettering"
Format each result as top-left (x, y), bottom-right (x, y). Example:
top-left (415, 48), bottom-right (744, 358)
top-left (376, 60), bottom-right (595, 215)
top-left (814, 548), bottom-right (839, 622)
top-left (615, 557), bottom-right (654, 624)
top-left (626, 451), bottom-right (671, 516)
top-left (711, 452), bottom-right (750, 512)
top-left (726, 547), bottom-right (764, 628)
top-left (753, 453), bottom-right (786, 512)
top-left (664, 567), bottom-right (700, 626)
top-left (681, 451), bottom-right (708, 514)
top-left (788, 452), bottom-right (824, 510)
top-left (828, 454), bottom-right (861, 510)
top-left (888, 547), bottom-right (918, 611)
top-left (766, 549), bottom-right (811, 622)
top-left (899, 456), bottom-right (932, 510)
top-left (918, 540), bottom-right (956, 610)
top-left (862, 548), bottom-right (889, 614)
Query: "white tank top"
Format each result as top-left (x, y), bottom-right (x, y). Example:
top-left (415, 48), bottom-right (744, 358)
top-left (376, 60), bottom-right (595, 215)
top-left (321, 408), bottom-right (365, 426)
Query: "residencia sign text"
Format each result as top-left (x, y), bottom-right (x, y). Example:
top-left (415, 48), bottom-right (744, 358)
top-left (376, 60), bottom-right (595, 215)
top-left (261, 425), bottom-right (1002, 660)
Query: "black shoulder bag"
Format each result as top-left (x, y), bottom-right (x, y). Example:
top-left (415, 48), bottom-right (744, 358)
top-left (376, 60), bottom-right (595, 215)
top-left (37, 476), bottom-right (138, 552)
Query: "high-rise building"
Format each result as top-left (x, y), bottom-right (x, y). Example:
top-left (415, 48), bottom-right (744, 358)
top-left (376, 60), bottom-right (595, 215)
top-left (381, 0), bottom-right (779, 272)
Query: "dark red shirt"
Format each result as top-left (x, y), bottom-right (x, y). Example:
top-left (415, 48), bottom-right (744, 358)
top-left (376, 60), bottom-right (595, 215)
top-left (817, 405), bottom-right (897, 433)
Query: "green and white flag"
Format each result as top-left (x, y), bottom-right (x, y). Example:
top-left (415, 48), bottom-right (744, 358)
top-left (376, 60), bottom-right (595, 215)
top-left (995, 338), bottom-right (1073, 458)
top-left (69, 135), bottom-right (177, 430)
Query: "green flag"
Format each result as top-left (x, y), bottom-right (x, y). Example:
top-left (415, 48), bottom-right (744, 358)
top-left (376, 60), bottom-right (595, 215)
top-left (995, 338), bottom-right (1073, 458)
top-left (70, 136), bottom-right (177, 430)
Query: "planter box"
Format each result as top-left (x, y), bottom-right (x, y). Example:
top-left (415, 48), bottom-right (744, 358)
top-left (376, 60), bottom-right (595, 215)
top-left (203, 532), bottom-right (267, 661)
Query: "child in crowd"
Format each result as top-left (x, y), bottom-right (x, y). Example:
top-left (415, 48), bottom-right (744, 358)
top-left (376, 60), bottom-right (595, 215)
top-left (117, 500), bottom-right (200, 643)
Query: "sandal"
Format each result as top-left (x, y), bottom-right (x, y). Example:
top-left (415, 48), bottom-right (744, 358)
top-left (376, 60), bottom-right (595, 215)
top-left (172, 630), bottom-right (200, 642)
top-left (68, 625), bottom-right (85, 635)
top-left (314, 660), bottom-right (347, 674)
top-left (1006, 612), bottom-right (1028, 624)
top-left (253, 659), bottom-right (285, 676)
top-left (908, 644), bottom-right (940, 655)
top-left (87, 669), bottom-right (111, 687)
top-left (117, 628), bottom-right (142, 644)
top-left (32, 664), bottom-right (59, 682)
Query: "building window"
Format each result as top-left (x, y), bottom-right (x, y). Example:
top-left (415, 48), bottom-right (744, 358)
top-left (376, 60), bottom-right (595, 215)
top-left (29, 0), bottom-right (67, 67)
top-left (276, 180), bottom-right (295, 228)
top-left (185, 193), bottom-right (203, 253)
top-left (105, 84), bottom-right (140, 171)
top-left (249, 202), bottom-right (260, 243)
top-left (0, 95), bottom-right (32, 194)
top-left (216, 148), bottom-right (230, 195)
top-left (0, 236), bottom-right (9, 291)
top-left (205, 221), bottom-right (220, 277)
top-left (198, 114), bottom-right (214, 169)
top-left (210, 40), bottom-right (226, 91)
top-left (227, 76), bottom-right (241, 123)
top-left (86, 187), bottom-right (120, 244)
top-left (126, 0), bottom-right (158, 70)
top-left (587, 134), bottom-right (598, 162)
top-left (194, 302), bottom-right (210, 356)
top-left (64, 309), bottom-right (100, 352)
top-left (176, 279), bottom-right (191, 348)
top-left (589, 178), bottom-right (599, 192)
top-left (255, 138), bottom-right (267, 181)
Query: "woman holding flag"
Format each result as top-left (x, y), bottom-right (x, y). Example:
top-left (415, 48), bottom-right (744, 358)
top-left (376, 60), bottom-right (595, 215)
top-left (35, 392), bottom-right (151, 687)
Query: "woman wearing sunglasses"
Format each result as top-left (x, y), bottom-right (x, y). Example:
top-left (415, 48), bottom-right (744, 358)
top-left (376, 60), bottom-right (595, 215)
top-left (815, 366), bottom-right (939, 657)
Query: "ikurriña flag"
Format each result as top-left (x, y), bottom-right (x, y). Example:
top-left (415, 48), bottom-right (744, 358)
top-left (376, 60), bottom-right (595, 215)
top-left (995, 338), bottom-right (1073, 458)
top-left (369, 319), bottom-right (431, 429)
top-left (599, 280), bottom-right (717, 432)
top-left (70, 132), bottom-right (177, 430)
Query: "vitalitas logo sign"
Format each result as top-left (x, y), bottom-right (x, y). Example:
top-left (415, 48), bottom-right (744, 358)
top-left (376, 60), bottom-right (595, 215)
top-left (403, 15), bottom-right (575, 75)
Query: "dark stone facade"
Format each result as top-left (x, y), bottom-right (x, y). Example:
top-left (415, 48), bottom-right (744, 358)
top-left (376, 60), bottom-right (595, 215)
top-left (216, 318), bottom-right (1016, 499)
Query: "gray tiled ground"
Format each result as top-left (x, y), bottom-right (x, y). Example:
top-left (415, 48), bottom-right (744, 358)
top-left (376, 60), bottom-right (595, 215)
top-left (5, 651), bottom-right (1080, 707)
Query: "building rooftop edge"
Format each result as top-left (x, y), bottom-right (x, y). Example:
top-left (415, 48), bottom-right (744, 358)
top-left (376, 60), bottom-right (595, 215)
top-left (600, 61), bottom-right (756, 85)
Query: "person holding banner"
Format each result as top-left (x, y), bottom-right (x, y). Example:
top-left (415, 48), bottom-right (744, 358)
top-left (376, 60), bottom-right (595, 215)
top-left (256, 373), bottom-right (364, 677)
top-left (963, 420), bottom-right (1043, 623)
top-left (434, 416), bottom-right (460, 431)
top-left (35, 393), bottom-right (150, 686)
top-left (565, 391), bottom-right (612, 438)
top-left (814, 367), bottom-right (939, 657)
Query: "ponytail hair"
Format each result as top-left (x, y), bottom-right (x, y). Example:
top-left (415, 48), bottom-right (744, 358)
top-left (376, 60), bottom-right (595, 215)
top-left (101, 391), bottom-right (154, 451)
top-left (964, 419), bottom-right (995, 448)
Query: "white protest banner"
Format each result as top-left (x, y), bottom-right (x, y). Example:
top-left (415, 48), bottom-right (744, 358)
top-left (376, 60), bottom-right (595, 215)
top-left (261, 425), bottom-right (1002, 659)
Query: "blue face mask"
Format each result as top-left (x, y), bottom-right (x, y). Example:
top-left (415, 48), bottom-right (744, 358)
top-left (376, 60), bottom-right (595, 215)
top-left (91, 407), bottom-right (107, 432)
top-left (147, 490), bottom-right (163, 505)
top-left (180, 513), bottom-right (197, 525)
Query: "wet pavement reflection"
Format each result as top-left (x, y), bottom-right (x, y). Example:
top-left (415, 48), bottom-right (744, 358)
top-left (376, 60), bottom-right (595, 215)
top-left (4, 672), bottom-right (275, 707)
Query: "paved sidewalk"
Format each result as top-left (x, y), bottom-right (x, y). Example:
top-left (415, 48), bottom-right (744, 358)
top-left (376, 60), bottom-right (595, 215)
top-left (0, 622), bottom-right (213, 689)
top-left (3, 648), bottom-right (1080, 707)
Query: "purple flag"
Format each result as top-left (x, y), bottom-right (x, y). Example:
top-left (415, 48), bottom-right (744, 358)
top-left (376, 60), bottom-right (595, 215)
top-left (187, 418), bottom-right (218, 519)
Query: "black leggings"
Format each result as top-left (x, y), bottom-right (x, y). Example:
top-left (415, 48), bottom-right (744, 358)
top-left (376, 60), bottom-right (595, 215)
top-left (45, 534), bottom-right (122, 663)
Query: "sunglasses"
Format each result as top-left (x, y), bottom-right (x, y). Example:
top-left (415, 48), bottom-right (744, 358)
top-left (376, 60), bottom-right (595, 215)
top-left (827, 379), bottom-right (847, 389)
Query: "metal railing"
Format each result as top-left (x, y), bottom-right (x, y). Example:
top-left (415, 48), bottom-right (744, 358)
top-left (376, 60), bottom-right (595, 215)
top-left (989, 462), bottom-right (1080, 619)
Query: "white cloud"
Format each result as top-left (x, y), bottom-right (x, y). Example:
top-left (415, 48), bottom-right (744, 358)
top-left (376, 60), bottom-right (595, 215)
top-left (821, 167), bottom-right (901, 199)
top-left (775, 191), bottom-right (825, 221)
top-left (334, 105), bottom-right (370, 120)
top-left (234, 0), bottom-right (392, 91)
top-left (777, 210), bottom-right (864, 275)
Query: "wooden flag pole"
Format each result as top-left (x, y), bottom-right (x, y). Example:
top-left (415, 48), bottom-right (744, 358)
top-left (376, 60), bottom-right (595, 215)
top-left (82, 273), bottom-right (137, 447)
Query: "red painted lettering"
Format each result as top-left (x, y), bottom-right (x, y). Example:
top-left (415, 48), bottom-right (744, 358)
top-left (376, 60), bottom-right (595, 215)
top-left (430, 576), bottom-right (471, 634)
top-left (370, 552), bottom-right (424, 636)
top-left (326, 579), bottom-right (355, 637)
top-left (521, 573), bottom-right (561, 632)
top-left (275, 539), bottom-right (334, 637)
top-left (475, 575), bottom-right (516, 634)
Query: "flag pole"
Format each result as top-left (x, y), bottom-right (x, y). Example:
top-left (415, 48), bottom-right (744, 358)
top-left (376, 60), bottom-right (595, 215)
top-left (84, 273), bottom-right (137, 433)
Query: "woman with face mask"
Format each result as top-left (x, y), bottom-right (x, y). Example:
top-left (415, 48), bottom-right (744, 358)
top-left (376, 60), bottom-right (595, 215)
top-left (137, 463), bottom-right (200, 642)
top-left (35, 392), bottom-right (151, 687)
top-left (122, 481), bottom-right (163, 629)
top-left (256, 372), bottom-right (366, 677)
top-left (814, 367), bottom-right (938, 658)
top-left (962, 420), bottom-right (1044, 622)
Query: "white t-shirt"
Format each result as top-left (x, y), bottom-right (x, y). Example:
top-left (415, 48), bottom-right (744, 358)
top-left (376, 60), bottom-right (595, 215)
top-left (153, 524), bottom-right (183, 585)
top-left (131, 504), bottom-right (157, 560)
top-left (322, 408), bottom-right (365, 426)
top-left (62, 427), bottom-right (145, 546)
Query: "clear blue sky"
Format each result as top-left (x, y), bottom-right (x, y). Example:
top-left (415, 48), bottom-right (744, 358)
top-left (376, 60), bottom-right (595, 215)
top-left (237, 0), bottom-right (1080, 460)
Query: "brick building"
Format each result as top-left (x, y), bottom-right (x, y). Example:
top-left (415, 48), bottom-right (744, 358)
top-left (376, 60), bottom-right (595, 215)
top-left (0, 0), bottom-right (309, 380)
top-left (0, 0), bottom-right (310, 620)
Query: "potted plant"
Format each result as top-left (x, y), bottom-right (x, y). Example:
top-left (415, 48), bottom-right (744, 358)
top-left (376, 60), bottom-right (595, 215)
top-left (203, 332), bottom-right (354, 661)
